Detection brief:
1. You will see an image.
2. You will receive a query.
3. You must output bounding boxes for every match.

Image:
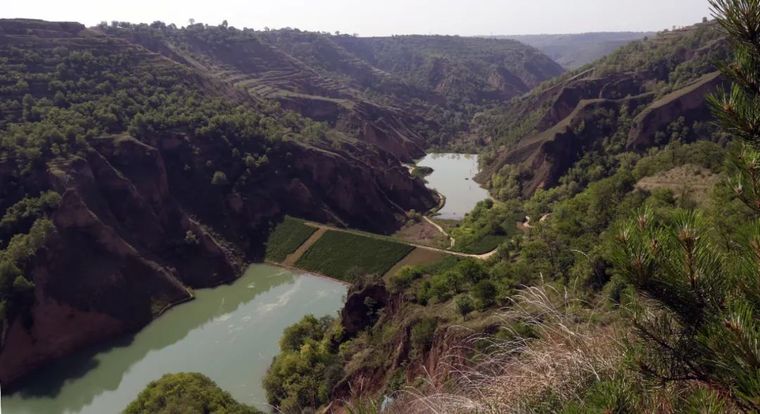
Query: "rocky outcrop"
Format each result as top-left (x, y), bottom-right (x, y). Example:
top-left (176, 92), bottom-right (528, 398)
top-left (340, 282), bottom-right (390, 336)
top-left (279, 98), bottom-right (428, 161)
top-left (539, 74), bottom-right (645, 129)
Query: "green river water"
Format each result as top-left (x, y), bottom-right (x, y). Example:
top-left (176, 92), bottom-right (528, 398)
top-left (2, 153), bottom-right (485, 413)
top-left (417, 153), bottom-right (490, 220)
top-left (3, 264), bottom-right (347, 413)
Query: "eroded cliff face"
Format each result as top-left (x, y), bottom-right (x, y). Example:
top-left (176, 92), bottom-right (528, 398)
top-left (0, 132), bottom-right (436, 387)
top-left (477, 22), bottom-right (728, 198)
top-left (332, 282), bottom-right (479, 409)
top-left (627, 72), bottom-right (724, 150)
top-left (480, 70), bottom-right (723, 196)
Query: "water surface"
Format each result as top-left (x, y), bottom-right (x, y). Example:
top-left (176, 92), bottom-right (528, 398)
top-left (417, 153), bottom-right (490, 220)
top-left (3, 264), bottom-right (346, 413)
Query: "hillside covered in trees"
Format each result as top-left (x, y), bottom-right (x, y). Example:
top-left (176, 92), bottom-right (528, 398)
top-left (100, 22), bottom-right (564, 152)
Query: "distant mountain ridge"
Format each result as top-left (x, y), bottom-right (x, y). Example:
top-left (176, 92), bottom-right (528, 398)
top-left (492, 32), bottom-right (654, 69)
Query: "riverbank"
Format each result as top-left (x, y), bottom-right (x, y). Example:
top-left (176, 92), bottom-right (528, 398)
top-left (3, 265), bottom-right (347, 414)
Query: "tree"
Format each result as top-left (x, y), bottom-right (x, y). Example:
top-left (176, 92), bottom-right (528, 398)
top-left (125, 373), bottom-right (260, 414)
top-left (455, 294), bottom-right (474, 317)
top-left (264, 315), bottom-right (342, 412)
top-left (614, 1), bottom-right (760, 410)
top-left (12, 275), bottom-right (34, 295)
top-left (472, 279), bottom-right (497, 309)
top-left (211, 171), bottom-right (229, 186)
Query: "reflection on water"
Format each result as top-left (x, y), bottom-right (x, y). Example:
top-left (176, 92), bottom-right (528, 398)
top-left (3, 265), bottom-right (347, 413)
top-left (417, 153), bottom-right (490, 220)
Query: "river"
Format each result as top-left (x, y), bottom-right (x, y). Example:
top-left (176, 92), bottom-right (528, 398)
top-left (416, 153), bottom-right (490, 220)
top-left (3, 265), bottom-right (347, 413)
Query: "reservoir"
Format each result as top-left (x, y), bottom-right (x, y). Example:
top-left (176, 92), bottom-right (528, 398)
top-left (3, 264), bottom-right (347, 413)
top-left (417, 153), bottom-right (490, 220)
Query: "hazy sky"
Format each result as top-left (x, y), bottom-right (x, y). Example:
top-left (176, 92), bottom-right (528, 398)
top-left (3, 0), bottom-right (713, 36)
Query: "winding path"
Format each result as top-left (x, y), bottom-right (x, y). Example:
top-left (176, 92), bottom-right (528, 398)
top-left (423, 216), bottom-right (456, 249)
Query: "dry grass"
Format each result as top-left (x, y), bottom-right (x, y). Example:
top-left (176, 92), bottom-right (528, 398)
top-left (394, 220), bottom-right (451, 249)
top-left (383, 248), bottom-right (447, 281)
top-left (384, 285), bottom-right (625, 414)
top-left (636, 164), bottom-right (720, 206)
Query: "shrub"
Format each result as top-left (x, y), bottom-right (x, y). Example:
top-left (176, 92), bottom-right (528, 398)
top-left (211, 171), bottom-right (229, 186)
top-left (472, 279), bottom-right (497, 309)
top-left (411, 166), bottom-right (434, 179)
top-left (264, 315), bottom-right (342, 412)
top-left (279, 315), bottom-right (331, 352)
top-left (410, 318), bottom-right (438, 355)
top-left (388, 266), bottom-right (423, 293)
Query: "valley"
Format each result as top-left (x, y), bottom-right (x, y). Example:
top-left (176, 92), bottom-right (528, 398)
top-left (2, 149), bottom-right (494, 414)
top-left (2, 3), bottom-right (759, 413)
top-left (414, 153), bottom-right (490, 221)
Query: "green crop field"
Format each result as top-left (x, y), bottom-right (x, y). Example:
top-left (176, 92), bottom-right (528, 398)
top-left (264, 217), bottom-right (317, 262)
top-left (295, 230), bottom-right (414, 282)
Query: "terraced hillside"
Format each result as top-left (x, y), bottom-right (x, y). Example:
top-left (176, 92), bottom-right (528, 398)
top-left (476, 21), bottom-right (729, 199)
top-left (99, 23), bottom-right (565, 156)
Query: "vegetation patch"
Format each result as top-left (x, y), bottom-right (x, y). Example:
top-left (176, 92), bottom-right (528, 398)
top-left (635, 163), bottom-right (720, 207)
top-left (264, 217), bottom-right (317, 263)
top-left (384, 248), bottom-right (447, 281)
top-left (125, 372), bottom-right (260, 414)
top-left (452, 199), bottom-right (522, 254)
top-left (458, 234), bottom-right (506, 254)
top-left (411, 166), bottom-right (434, 179)
top-left (263, 316), bottom-right (343, 412)
top-left (295, 230), bottom-right (414, 281)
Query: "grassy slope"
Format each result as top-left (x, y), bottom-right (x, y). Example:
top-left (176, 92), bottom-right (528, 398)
top-left (295, 230), bottom-right (414, 282)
